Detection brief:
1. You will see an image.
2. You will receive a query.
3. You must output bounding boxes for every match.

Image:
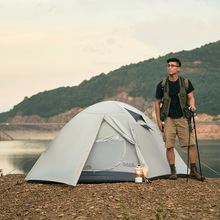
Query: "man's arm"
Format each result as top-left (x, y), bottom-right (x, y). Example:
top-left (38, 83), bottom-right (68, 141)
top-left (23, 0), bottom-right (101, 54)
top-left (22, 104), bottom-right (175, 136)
top-left (187, 91), bottom-right (196, 112)
top-left (155, 98), bottom-right (163, 131)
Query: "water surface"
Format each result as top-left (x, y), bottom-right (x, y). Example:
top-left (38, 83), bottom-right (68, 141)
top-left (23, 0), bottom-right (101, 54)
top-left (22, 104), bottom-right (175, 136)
top-left (0, 139), bottom-right (219, 178)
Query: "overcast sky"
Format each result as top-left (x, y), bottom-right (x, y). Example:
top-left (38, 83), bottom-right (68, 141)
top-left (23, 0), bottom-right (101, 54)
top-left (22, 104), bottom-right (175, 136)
top-left (1, 0), bottom-right (220, 113)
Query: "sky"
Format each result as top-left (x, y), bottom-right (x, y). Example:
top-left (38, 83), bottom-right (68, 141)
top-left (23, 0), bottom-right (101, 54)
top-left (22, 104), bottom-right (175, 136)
top-left (0, 0), bottom-right (220, 113)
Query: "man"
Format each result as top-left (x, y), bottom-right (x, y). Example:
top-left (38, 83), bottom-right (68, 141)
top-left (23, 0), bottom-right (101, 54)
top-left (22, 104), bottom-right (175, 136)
top-left (155, 58), bottom-right (204, 181)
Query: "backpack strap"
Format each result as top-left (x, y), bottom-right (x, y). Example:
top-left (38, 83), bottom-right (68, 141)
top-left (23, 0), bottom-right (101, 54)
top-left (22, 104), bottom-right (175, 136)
top-left (162, 77), bottom-right (168, 88)
top-left (161, 76), bottom-right (169, 92)
top-left (183, 77), bottom-right (189, 91)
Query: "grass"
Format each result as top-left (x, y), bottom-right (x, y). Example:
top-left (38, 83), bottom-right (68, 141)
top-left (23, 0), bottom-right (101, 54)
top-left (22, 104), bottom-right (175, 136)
top-left (155, 207), bottom-right (168, 220)
top-left (120, 196), bottom-right (140, 219)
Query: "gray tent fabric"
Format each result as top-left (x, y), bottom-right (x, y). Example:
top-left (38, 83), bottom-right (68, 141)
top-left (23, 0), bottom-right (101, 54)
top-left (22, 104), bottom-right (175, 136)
top-left (26, 101), bottom-right (188, 186)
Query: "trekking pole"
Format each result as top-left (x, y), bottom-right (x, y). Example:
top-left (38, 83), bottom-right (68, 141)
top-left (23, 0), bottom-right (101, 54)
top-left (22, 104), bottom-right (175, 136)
top-left (191, 111), bottom-right (203, 179)
top-left (186, 110), bottom-right (192, 182)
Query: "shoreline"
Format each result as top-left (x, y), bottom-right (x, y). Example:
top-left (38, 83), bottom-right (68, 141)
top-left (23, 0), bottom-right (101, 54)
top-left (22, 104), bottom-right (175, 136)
top-left (1, 122), bottom-right (220, 141)
top-left (0, 123), bottom-right (65, 140)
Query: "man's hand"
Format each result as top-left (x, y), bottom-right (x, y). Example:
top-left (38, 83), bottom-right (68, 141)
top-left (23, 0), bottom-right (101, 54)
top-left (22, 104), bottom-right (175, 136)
top-left (157, 119), bottom-right (163, 132)
top-left (155, 98), bottom-right (163, 131)
top-left (187, 92), bottom-right (196, 112)
top-left (189, 105), bottom-right (196, 112)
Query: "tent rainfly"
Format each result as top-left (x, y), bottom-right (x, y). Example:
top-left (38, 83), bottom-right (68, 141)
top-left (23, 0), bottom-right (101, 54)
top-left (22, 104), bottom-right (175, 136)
top-left (25, 101), bottom-right (188, 186)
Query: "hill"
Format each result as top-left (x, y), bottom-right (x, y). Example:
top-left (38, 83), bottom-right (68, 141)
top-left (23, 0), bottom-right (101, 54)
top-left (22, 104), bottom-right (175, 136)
top-left (0, 40), bottom-right (220, 122)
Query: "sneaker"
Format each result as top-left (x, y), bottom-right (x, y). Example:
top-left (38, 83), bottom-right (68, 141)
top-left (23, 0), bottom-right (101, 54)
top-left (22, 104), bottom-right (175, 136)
top-left (189, 167), bottom-right (205, 181)
top-left (169, 167), bottom-right (177, 180)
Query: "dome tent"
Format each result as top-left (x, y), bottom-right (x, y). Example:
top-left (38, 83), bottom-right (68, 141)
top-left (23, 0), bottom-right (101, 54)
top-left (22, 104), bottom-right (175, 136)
top-left (26, 101), bottom-right (188, 186)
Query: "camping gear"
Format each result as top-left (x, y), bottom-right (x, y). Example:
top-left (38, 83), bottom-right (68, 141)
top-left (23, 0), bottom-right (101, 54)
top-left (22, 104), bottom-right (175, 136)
top-left (135, 165), bottom-right (143, 183)
top-left (25, 101), bottom-right (188, 186)
top-left (160, 76), bottom-right (189, 121)
top-left (186, 110), bottom-right (192, 181)
top-left (191, 111), bottom-right (204, 181)
top-left (187, 110), bottom-right (204, 182)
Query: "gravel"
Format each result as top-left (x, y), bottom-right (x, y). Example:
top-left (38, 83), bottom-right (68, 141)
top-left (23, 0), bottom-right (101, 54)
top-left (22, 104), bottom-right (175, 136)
top-left (0, 174), bottom-right (219, 219)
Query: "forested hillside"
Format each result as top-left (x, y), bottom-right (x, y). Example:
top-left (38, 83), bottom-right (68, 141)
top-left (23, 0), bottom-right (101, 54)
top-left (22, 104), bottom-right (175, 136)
top-left (0, 40), bottom-right (219, 122)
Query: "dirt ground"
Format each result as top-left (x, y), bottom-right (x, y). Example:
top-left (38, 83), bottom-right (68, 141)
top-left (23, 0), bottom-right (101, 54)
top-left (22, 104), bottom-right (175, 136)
top-left (0, 174), bottom-right (219, 219)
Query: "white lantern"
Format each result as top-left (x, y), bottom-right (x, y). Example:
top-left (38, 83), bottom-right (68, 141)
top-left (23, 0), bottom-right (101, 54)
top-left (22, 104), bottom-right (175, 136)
top-left (135, 165), bottom-right (143, 183)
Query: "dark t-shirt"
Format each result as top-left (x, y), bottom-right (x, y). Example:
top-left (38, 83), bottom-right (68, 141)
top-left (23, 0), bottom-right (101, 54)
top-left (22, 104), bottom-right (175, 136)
top-left (155, 78), bottom-right (194, 118)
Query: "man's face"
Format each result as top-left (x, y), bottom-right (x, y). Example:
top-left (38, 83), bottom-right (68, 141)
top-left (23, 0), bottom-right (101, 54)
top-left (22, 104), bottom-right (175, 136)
top-left (167, 62), bottom-right (180, 76)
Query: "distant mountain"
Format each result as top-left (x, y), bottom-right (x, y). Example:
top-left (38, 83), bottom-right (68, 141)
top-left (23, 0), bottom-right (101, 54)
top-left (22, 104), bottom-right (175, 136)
top-left (0, 40), bottom-right (220, 122)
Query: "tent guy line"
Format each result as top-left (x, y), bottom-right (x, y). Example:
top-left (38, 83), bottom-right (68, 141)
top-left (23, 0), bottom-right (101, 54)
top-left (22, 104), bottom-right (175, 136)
top-left (176, 145), bottom-right (220, 177)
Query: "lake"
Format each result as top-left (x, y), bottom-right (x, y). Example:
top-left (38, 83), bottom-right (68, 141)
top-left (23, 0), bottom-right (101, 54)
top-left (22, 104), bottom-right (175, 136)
top-left (0, 140), bottom-right (219, 178)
